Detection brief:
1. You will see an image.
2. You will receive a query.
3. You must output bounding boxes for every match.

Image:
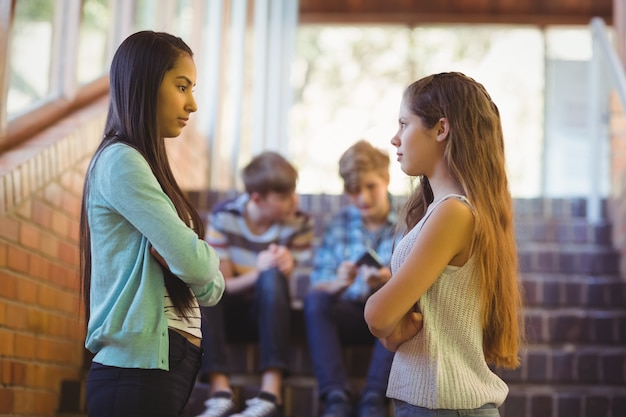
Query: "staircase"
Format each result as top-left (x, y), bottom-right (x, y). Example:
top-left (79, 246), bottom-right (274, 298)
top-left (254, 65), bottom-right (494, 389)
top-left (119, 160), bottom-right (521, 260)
top-left (498, 198), bottom-right (626, 417)
top-left (59, 195), bottom-right (626, 417)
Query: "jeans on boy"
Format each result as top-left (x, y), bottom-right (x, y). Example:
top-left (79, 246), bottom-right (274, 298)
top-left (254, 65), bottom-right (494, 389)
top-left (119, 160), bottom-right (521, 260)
top-left (304, 289), bottom-right (394, 399)
top-left (199, 267), bottom-right (291, 377)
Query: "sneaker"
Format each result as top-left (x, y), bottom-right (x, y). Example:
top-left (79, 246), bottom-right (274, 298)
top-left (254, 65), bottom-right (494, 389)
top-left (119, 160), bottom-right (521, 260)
top-left (230, 392), bottom-right (279, 417)
top-left (322, 390), bottom-right (352, 417)
top-left (357, 391), bottom-right (386, 417)
top-left (195, 391), bottom-right (237, 417)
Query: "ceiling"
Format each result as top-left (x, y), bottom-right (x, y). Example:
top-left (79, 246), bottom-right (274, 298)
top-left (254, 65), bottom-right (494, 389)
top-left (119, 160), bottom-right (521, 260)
top-left (298, 0), bottom-right (613, 26)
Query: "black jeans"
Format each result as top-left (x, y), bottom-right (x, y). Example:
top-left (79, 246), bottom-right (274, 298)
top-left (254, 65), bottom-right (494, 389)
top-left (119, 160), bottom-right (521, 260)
top-left (199, 267), bottom-right (291, 377)
top-left (86, 328), bottom-right (202, 417)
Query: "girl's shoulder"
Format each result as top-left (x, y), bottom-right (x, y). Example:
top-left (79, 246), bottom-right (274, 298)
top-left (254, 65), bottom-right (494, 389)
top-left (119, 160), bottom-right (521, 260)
top-left (428, 194), bottom-right (474, 216)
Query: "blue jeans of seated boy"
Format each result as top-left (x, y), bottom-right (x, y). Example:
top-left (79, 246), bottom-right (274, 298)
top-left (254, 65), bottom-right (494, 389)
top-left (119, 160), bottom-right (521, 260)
top-left (304, 289), bottom-right (394, 400)
top-left (199, 267), bottom-right (291, 377)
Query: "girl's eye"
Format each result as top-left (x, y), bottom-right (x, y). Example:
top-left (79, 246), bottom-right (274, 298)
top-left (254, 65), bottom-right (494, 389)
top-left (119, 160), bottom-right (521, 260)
top-left (179, 86), bottom-right (187, 92)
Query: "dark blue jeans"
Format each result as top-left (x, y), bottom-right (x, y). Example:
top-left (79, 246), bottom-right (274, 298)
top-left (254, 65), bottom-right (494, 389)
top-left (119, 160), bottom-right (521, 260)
top-left (304, 289), bottom-right (394, 399)
top-left (199, 267), bottom-right (291, 377)
top-left (86, 328), bottom-right (202, 417)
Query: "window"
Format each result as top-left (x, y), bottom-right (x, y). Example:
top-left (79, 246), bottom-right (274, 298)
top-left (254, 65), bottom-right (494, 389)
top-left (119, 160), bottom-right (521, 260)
top-left (7, 0), bottom-right (56, 118)
top-left (289, 24), bottom-right (545, 197)
top-left (77, 0), bottom-right (111, 85)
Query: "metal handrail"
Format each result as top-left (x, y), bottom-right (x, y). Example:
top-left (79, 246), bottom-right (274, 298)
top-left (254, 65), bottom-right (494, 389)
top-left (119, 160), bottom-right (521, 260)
top-left (590, 18), bottom-right (626, 110)
top-left (587, 17), bottom-right (626, 223)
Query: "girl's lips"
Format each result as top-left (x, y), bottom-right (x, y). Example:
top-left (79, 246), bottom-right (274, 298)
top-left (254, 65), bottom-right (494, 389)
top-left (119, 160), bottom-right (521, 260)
top-left (178, 118), bottom-right (188, 127)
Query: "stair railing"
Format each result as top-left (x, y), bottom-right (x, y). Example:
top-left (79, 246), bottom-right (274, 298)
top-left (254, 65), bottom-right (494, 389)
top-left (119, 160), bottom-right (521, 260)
top-left (588, 17), bottom-right (626, 223)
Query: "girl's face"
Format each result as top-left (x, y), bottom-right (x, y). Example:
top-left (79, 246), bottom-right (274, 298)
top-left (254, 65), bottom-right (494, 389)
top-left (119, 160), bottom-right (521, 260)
top-left (391, 100), bottom-right (442, 177)
top-left (157, 53), bottom-right (198, 138)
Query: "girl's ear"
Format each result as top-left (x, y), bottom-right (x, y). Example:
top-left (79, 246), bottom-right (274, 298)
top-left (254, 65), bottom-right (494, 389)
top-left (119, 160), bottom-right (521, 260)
top-left (436, 118), bottom-right (450, 142)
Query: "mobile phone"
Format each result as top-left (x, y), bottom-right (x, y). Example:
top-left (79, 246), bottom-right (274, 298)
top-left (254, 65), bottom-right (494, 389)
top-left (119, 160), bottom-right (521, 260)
top-left (355, 249), bottom-right (383, 268)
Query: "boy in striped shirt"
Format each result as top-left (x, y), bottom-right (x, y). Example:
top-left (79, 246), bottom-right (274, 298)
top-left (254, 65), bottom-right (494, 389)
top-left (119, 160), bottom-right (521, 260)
top-left (197, 151), bottom-right (314, 417)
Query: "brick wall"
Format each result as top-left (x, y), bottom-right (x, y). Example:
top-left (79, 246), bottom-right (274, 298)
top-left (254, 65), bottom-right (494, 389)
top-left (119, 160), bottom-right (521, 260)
top-left (0, 100), bottom-right (106, 416)
top-left (0, 96), bottom-right (221, 417)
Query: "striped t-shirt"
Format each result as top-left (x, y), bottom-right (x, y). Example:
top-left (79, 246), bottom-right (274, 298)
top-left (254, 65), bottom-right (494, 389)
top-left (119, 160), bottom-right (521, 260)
top-left (205, 194), bottom-right (314, 286)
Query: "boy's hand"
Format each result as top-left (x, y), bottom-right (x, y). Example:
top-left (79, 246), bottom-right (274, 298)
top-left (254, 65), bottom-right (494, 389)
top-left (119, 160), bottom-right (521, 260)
top-left (331, 261), bottom-right (357, 293)
top-left (362, 266), bottom-right (391, 289)
top-left (272, 245), bottom-right (294, 277)
top-left (257, 244), bottom-right (294, 277)
top-left (257, 247), bottom-right (276, 271)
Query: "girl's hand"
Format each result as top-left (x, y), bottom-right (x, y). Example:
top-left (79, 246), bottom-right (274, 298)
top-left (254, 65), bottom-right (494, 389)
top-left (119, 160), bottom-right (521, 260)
top-left (379, 311), bottom-right (423, 352)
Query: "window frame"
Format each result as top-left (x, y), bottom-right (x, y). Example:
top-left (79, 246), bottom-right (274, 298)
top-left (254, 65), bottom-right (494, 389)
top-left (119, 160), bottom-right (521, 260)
top-left (0, 0), bottom-right (112, 153)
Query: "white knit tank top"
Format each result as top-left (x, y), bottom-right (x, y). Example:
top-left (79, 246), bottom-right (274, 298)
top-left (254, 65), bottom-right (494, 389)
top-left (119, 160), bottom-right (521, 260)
top-left (386, 194), bottom-right (508, 409)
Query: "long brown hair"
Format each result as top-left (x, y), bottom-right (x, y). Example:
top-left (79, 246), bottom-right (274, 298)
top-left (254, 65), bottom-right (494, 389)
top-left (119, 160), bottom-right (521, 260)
top-left (79, 31), bottom-right (203, 321)
top-left (400, 72), bottom-right (523, 369)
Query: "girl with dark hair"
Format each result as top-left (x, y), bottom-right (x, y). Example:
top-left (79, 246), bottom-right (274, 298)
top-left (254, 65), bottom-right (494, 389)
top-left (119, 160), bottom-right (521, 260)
top-left (365, 72), bottom-right (524, 417)
top-left (80, 31), bottom-right (225, 417)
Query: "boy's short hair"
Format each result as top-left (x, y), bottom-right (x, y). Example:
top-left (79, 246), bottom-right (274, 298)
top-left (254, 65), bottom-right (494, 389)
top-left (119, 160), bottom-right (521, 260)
top-left (242, 151), bottom-right (298, 195)
top-left (339, 140), bottom-right (390, 194)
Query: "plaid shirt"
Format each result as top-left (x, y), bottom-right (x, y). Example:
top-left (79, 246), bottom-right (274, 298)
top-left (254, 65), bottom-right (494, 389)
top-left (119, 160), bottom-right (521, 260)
top-left (309, 195), bottom-right (398, 302)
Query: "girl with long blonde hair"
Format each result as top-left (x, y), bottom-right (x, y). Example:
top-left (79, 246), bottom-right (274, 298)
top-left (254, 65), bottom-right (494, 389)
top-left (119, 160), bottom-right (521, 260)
top-left (364, 72), bottom-right (524, 417)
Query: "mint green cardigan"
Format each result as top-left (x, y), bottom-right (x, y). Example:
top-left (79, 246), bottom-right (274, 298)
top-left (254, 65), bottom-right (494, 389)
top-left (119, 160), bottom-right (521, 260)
top-left (85, 143), bottom-right (224, 370)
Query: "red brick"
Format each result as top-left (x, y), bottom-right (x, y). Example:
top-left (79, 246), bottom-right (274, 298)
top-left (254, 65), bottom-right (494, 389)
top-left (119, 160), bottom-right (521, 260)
top-left (33, 390), bottom-right (56, 414)
top-left (7, 245), bottom-right (30, 274)
top-left (13, 387), bottom-right (35, 414)
top-left (28, 254), bottom-right (49, 280)
top-left (0, 270), bottom-right (18, 298)
top-left (43, 183), bottom-right (63, 208)
top-left (14, 333), bottom-right (36, 360)
top-left (39, 232), bottom-right (58, 258)
top-left (27, 308), bottom-right (48, 334)
top-left (19, 222), bottom-right (40, 250)
top-left (32, 200), bottom-right (52, 228)
top-left (16, 277), bottom-right (38, 304)
top-left (0, 387), bottom-right (14, 413)
top-left (4, 303), bottom-right (28, 331)
top-left (51, 210), bottom-right (69, 238)
top-left (0, 216), bottom-right (19, 241)
top-left (58, 240), bottom-right (77, 266)
top-left (0, 241), bottom-right (7, 267)
top-left (11, 361), bottom-right (26, 385)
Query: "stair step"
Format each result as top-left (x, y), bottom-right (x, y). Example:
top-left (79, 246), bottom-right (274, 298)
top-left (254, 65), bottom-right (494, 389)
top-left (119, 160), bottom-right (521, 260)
top-left (518, 243), bottom-right (619, 274)
top-left (502, 385), bottom-right (626, 417)
top-left (521, 273), bottom-right (626, 308)
top-left (496, 346), bottom-right (626, 385)
top-left (513, 197), bottom-right (591, 219)
top-left (523, 308), bottom-right (626, 345)
top-left (515, 218), bottom-right (611, 245)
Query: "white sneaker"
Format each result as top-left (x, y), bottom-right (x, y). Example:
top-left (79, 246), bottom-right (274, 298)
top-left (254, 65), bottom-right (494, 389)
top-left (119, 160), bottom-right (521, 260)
top-left (230, 396), bottom-right (278, 417)
top-left (195, 393), bottom-right (237, 417)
